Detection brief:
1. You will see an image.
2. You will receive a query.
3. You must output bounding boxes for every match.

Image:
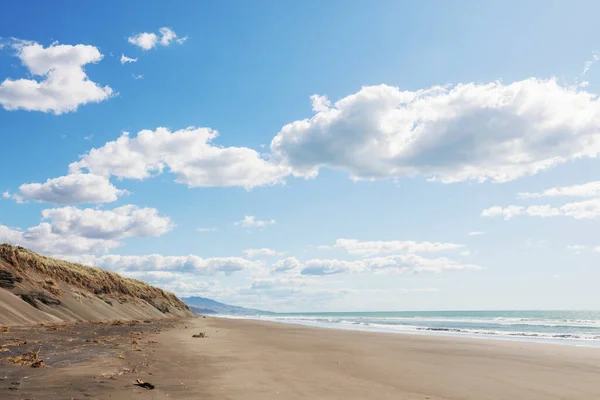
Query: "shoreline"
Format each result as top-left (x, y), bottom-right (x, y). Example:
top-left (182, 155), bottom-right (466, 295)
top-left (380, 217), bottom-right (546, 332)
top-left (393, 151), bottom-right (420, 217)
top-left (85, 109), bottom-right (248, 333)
top-left (211, 313), bottom-right (600, 348)
top-left (3, 316), bottom-right (600, 399)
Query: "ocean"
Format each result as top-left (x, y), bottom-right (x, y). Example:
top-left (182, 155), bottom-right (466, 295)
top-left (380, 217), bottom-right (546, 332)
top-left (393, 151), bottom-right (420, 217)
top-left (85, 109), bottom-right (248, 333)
top-left (221, 310), bottom-right (600, 346)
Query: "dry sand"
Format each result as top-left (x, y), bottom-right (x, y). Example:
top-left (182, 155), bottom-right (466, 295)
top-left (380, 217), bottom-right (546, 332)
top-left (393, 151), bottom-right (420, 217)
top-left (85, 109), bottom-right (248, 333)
top-left (3, 316), bottom-right (600, 399)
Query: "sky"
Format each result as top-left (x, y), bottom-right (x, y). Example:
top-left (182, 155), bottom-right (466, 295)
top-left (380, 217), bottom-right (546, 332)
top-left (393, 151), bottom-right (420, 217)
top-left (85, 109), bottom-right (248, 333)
top-left (2, 1), bottom-right (600, 312)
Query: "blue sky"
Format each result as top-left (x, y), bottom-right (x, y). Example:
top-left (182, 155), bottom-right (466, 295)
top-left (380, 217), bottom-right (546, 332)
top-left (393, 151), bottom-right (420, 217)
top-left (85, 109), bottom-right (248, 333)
top-left (2, 1), bottom-right (600, 311)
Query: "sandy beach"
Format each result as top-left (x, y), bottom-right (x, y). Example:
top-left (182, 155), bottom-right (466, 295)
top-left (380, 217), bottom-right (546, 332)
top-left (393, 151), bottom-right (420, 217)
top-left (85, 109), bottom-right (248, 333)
top-left (3, 316), bottom-right (600, 399)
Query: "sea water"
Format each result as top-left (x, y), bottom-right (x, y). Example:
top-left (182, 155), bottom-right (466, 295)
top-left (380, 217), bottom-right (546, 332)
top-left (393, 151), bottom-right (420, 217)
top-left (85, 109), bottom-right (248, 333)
top-left (219, 310), bottom-right (600, 346)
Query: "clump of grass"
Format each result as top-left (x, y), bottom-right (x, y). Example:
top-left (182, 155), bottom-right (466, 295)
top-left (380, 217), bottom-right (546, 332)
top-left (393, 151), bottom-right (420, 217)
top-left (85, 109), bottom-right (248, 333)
top-left (4, 349), bottom-right (45, 367)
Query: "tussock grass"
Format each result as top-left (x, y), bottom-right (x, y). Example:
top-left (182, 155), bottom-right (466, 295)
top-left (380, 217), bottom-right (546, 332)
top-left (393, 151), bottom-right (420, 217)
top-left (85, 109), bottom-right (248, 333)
top-left (0, 244), bottom-right (189, 313)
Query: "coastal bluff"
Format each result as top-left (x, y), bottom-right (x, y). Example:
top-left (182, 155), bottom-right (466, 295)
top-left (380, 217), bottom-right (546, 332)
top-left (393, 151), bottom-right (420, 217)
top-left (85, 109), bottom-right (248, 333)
top-left (0, 244), bottom-right (192, 326)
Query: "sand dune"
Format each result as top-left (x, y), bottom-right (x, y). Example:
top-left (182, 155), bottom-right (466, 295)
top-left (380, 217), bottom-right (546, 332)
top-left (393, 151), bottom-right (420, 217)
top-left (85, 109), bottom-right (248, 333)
top-left (0, 244), bottom-right (192, 325)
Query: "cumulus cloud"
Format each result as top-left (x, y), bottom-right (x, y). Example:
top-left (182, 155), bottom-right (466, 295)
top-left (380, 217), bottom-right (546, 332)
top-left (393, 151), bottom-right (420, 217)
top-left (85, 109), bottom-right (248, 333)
top-left (480, 205), bottom-right (524, 220)
top-left (18, 174), bottom-right (127, 204)
top-left (128, 27), bottom-right (186, 50)
top-left (243, 248), bottom-right (284, 258)
top-left (42, 205), bottom-right (173, 239)
top-left (120, 54), bottom-right (137, 64)
top-left (0, 223), bottom-right (119, 255)
top-left (272, 257), bottom-right (302, 273)
top-left (84, 254), bottom-right (261, 275)
top-left (234, 216), bottom-right (276, 228)
top-left (0, 40), bottom-right (113, 114)
top-left (2, 191), bottom-right (25, 204)
top-left (518, 181), bottom-right (600, 199)
top-left (271, 79), bottom-right (600, 183)
top-left (0, 205), bottom-right (173, 255)
top-left (332, 238), bottom-right (463, 256)
top-left (272, 255), bottom-right (482, 276)
top-left (127, 32), bottom-right (158, 51)
top-left (69, 127), bottom-right (288, 189)
top-left (66, 75), bottom-right (600, 193)
top-left (482, 199), bottom-right (600, 220)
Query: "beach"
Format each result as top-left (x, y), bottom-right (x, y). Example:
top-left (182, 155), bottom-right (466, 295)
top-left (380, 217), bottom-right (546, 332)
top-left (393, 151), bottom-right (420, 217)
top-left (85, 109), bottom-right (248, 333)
top-left (3, 316), bottom-right (600, 399)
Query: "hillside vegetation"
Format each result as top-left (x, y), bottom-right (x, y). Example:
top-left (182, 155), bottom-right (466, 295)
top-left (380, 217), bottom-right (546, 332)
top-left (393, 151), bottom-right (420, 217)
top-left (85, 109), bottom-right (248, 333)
top-left (0, 244), bottom-right (191, 326)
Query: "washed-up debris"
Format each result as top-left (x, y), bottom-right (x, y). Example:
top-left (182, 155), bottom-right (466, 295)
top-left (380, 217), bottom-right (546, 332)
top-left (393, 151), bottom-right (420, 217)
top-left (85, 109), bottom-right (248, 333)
top-left (0, 326), bottom-right (10, 333)
top-left (192, 332), bottom-right (207, 338)
top-left (3, 339), bottom-right (27, 347)
top-left (45, 325), bottom-right (76, 333)
top-left (4, 349), bottom-right (45, 367)
top-left (135, 379), bottom-right (155, 390)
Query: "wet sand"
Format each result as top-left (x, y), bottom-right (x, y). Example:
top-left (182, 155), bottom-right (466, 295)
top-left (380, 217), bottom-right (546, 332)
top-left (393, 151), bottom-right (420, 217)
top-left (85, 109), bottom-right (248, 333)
top-left (3, 316), bottom-right (600, 399)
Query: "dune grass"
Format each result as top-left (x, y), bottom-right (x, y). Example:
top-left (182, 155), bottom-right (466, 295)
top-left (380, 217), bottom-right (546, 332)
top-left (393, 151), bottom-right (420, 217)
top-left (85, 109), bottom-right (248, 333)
top-left (0, 244), bottom-right (189, 313)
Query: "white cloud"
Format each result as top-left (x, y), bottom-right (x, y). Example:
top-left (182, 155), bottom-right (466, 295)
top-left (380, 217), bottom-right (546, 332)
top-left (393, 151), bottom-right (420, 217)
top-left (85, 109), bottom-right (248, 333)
top-left (518, 181), bottom-right (600, 199)
top-left (275, 254), bottom-right (483, 276)
top-left (272, 257), bottom-right (302, 273)
top-left (0, 223), bottom-right (120, 255)
top-left (243, 248), bottom-right (283, 258)
top-left (18, 174), bottom-right (127, 204)
top-left (83, 254), bottom-right (261, 275)
top-left (42, 204), bottom-right (173, 239)
top-left (301, 259), bottom-right (363, 275)
top-left (234, 216), bottom-right (276, 228)
top-left (482, 199), bottom-right (600, 220)
top-left (0, 205), bottom-right (173, 255)
top-left (270, 79), bottom-right (600, 184)
top-left (2, 191), bottom-right (25, 204)
top-left (332, 238), bottom-right (463, 256)
top-left (128, 27), bottom-right (186, 51)
top-left (467, 231), bottom-right (485, 236)
top-left (0, 40), bottom-right (113, 114)
top-left (158, 27), bottom-right (177, 46)
top-left (127, 32), bottom-right (158, 51)
top-left (310, 94), bottom-right (331, 112)
top-left (480, 205), bottom-right (524, 220)
top-left (120, 54), bottom-right (137, 64)
top-left (197, 227), bottom-right (217, 232)
top-left (132, 74), bottom-right (143, 80)
top-left (69, 127), bottom-right (289, 189)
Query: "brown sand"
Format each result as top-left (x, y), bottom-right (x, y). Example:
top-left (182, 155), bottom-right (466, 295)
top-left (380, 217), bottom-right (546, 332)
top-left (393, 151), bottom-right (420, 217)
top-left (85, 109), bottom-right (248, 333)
top-left (0, 244), bottom-right (192, 326)
top-left (3, 316), bottom-right (600, 399)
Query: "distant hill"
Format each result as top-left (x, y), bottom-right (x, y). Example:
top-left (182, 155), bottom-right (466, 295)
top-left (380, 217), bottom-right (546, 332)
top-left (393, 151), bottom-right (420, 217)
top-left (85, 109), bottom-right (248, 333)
top-left (182, 296), bottom-right (270, 315)
top-left (0, 244), bottom-right (192, 326)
